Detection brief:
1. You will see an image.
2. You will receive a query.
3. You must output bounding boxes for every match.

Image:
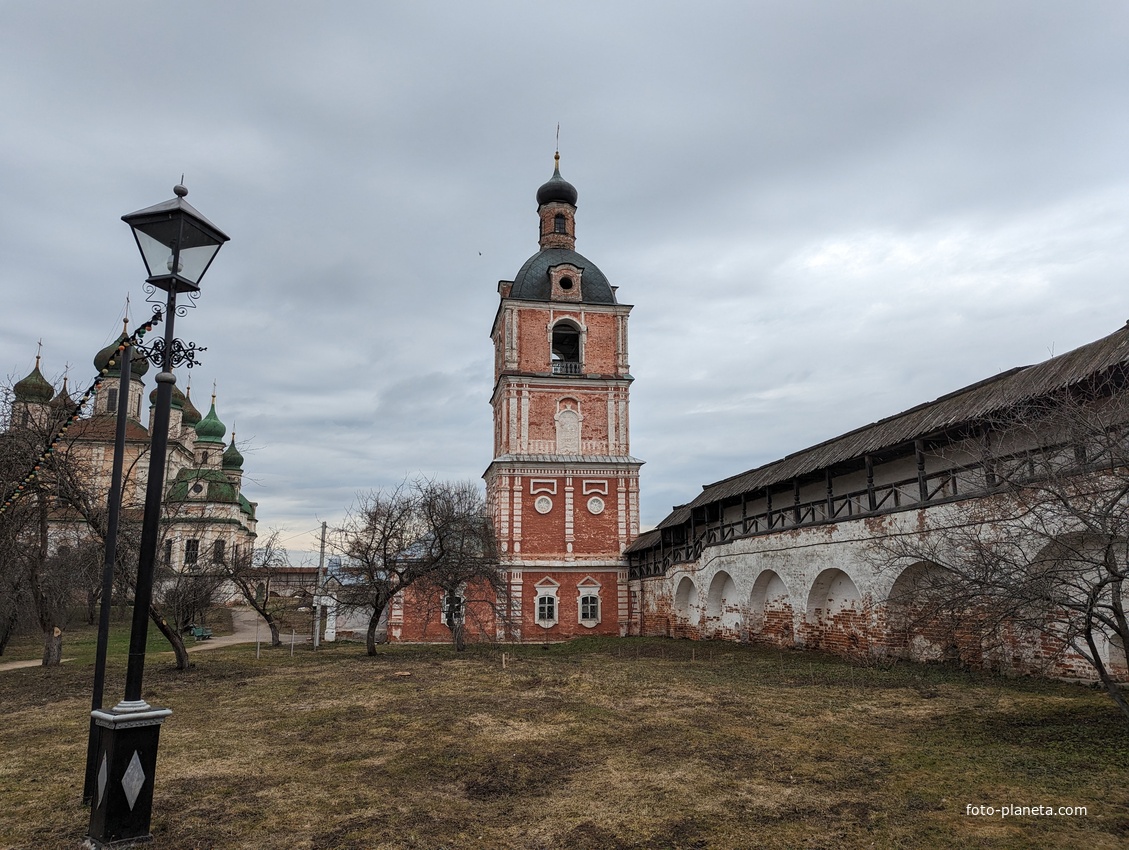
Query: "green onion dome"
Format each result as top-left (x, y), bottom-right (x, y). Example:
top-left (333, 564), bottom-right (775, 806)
top-left (49, 377), bottom-right (76, 413)
top-left (14, 356), bottom-right (54, 404)
top-left (181, 387), bottom-right (202, 428)
top-left (194, 397), bottom-right (226, 444)
top-left (149, 384), bottom-right (186, 410)
top-left (222, 433), bottom-right (244, 470)
top-left (93, 320), bottom-right (149, 379)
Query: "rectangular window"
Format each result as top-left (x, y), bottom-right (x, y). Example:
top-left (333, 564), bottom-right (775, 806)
top-left (580, 595), bottom-right (599, 621)
top-left (537, 595), bottom-right (556, 622)
top-left (212, 539), bottom-right (225, 563)
top-left (163, 540), bottom-right (172, 565)
top-left (443, 591), bottom-right (464, 624)
top-left (232, 543), bottom-right (241, 564)
top-left (107, 387), bottom-right (118, 411)
top-left (184, 539), bottom-right (199, 566)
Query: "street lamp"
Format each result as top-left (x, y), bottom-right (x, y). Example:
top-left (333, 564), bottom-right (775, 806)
top-left (85, 184), bottom-right (228, 848)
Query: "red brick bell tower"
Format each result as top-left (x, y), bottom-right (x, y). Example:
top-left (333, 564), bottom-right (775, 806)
top-left (485, 154), bottom-right (642, 640)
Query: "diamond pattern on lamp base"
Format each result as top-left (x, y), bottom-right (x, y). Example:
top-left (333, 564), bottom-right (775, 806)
top-left (85, 705), bottom-right (171, 848)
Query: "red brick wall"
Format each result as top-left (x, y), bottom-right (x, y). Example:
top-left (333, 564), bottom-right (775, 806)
top-left (520, 570), bottom-right (621, 639)
top-left (755, 605), bottom-right (795, 647)
top-left (572, 494), bottom-right (620, 555)
top-left (395, 579), bottom-right (503, 643)
top-left (505, 307), bottom-right (625, 377)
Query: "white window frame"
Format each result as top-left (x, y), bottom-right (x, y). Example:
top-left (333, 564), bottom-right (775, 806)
top-left (577, 577), bottom-right (602, 628)
top-left (534, 577), bottom-right (560, 628)
top-left (442, 584), bottom-right (466, 625)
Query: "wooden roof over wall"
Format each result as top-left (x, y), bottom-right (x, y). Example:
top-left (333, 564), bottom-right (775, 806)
top-left (649, 322), bottom-right (1129, 531)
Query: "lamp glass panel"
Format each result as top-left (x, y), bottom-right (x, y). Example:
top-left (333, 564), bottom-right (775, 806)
top-left (131, 216), bottom-right (223, 285)
top-left (132, 229), bottom-right (173, 280)
top-left (177, 243), bottom-right (221, 285)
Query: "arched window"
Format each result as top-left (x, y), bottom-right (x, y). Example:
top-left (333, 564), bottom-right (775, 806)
top-left (578, 578), bottom-right (602, 627)
top-left (534, 578), bottom-right (560, 628)
top-left (551, 322), bottom-right (581, 375)
top-left (538, 595), bottom-right (556, 622)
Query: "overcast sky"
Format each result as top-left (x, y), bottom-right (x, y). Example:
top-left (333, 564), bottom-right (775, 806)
top-left (2, 3), bottom-right (1128, 559)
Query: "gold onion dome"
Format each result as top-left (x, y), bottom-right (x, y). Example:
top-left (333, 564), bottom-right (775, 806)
top-left (14, 356), bottom-right (54, 404)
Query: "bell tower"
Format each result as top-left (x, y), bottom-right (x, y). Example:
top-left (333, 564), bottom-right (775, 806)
top-left (485, 155), bottom-right (642, 640)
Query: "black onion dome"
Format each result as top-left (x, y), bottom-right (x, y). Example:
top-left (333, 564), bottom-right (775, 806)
top-left (509, 248), bottom-right (616, 304)
top-left (536, 158), bottom-right (578, 207)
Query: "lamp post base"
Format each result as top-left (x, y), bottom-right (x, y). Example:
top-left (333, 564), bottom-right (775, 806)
top-left (84, 705), bottom-right (172, 848)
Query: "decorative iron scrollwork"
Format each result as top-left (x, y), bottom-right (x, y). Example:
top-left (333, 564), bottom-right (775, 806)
top-left (137, 337), bottom-right (207, 370)
top-left (143, 282), bottom-right (200, 317)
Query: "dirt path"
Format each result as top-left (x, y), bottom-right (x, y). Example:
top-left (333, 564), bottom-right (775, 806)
top-left (0, 656), bottom-right (76, 672)
top-left (186, 606), bottom-right (272, 652)
top-left (0, 607), bottom-right (286, 671)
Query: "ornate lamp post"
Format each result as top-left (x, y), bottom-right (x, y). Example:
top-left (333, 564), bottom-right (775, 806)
top-left (85, 184), bottom-right (228, 848)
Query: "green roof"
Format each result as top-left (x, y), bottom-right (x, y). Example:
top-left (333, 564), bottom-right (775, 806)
top-left (166, 468), bottom-right (238, 503)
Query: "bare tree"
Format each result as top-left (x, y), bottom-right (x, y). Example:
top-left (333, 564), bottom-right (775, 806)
top-left (223, 529), bottom-right (290, 646)
top-left (875, 382), bottom-right (1129, 719)
top-left (0, 439), bottom-right (35, 656)
top-left (332, 479), bottom-right (503, 655)
top-left (0, 389), bottom-right (97, 665)
top-left (415, 480), bottom-right (505, 651)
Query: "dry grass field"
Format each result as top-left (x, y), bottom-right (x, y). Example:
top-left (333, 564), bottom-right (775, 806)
top-left (1, 624), bottom-right (1127, 849)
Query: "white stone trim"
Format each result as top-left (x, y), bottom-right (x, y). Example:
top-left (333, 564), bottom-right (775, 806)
top-left (534, 577), bottom-right (560, 628)
top-left (577, 576), bottom-right (602, 628)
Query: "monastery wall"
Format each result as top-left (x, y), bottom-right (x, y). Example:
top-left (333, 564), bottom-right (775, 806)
top-left (633, 499), bottom-right (1124, 681)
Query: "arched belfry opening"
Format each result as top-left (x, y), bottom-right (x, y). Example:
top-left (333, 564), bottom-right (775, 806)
top-left (551, 321), bottom-right (581, 375)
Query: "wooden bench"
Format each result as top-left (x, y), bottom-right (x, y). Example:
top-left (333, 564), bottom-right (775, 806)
top-left (185, 624), bottom-right (213, 641)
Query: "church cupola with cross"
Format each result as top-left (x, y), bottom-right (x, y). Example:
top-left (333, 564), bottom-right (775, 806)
top-left (484, 154), bottom-right (642, 641)
top-left (93, 319), bottom-right (150, 421)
